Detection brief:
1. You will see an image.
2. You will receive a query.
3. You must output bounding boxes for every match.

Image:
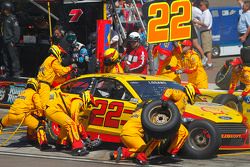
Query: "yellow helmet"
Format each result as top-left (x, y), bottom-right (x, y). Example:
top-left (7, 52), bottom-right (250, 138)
top-left (81, 90), bottom-right (95, 110)
top-left (26, 78), bottom-right (39, 91)
top-left (185, 83), bottom-right (201, 105)
top-left (104, 48), bottom-right (119, 65)
top-left (49, 45), bottom-right (65, 62)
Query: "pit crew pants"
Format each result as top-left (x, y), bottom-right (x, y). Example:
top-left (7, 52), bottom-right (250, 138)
top-left (38, 82), bottom-right (51, 108)
top-left (1, 112), bottom-right (48, 145)
top-left (167, 124), bottom-right (189, 155)
top-left (45, 107), bottom-right (83, 150)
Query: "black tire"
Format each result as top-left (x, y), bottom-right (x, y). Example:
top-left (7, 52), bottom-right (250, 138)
top-left (212, 45), bottom-right (220, 58)
top-left (182, 120), bottom-right (221, 159)
top-left (141, 100), bottom-right (181, 139)
top-left (46, 120), bottom-right (60, 144)
top-left (215, 61), bottom-right (233, 90)
top-left (212, 94), bottom-right (243, 113)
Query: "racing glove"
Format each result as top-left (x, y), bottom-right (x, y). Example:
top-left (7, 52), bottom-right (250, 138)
top-left (161, 100), bottom-right (169, 109)
top-left (71, 63), bottom-right (78, 69)
top-left (175, 69), bottom-right (183, 74)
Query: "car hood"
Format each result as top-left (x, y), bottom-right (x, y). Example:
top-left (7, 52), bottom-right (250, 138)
top-left (185, 102), bottom-right (243, 123)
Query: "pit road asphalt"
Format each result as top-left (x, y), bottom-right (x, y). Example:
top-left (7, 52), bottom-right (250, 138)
top-left (1, 56), bottom-right (250, 167)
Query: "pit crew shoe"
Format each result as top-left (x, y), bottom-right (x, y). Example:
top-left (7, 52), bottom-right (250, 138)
top-left (0, 121), bottom-right (3, 134)
top-left (72, 147), bottom-right (89, 156)
top-left (110, 147), bottom-right (133, 163)
top-left (55, 143), bottom-right (70, 151)
top-left (166, 153), bottom-right (181, 161)
top-left (134, 152), bottom-right (148, 165)
top-left (40, 143), bottom-right (52, 151)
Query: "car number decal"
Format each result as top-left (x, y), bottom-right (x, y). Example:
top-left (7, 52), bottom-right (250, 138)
top-left (89, 100), bottom-right (133, 128)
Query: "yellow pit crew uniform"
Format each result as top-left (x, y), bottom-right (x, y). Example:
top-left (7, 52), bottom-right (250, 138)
top-left (45, 93), bottom-right (87, 150)
top-left (120, 88), bottom-right (189, 157)
top-left (180, 50), bottom-right (208, 89)
top-left (229, 66), bottom-right (250, 96)
top-left (0, 88), bottom-right (48, 147)
top-left (156, 55), bottom-right (181, 84)
top-left (37, 55), bottom-right (73, 107)
top-left (104, 64), bottom-right (124, 73)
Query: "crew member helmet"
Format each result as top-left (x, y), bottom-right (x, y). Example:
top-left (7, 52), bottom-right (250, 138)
top-left (185, 83), bottom-right (201, 105)
top-left (127, 32), bottom-right (140, 42)
top-left (26, 78), bottom-right (39, 91)
top-left (104, 48), bottom-right (119, 63)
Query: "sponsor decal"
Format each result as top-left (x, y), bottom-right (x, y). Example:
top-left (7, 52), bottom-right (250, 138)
top-left (0, 87), bottom-right (6, 101)
top-left (218, 116), bottom-right (232, 120)
top-left (7, 85), bottom-right (24, 104)
top-left (221, 134), bottom-right (242, 138)
top-left (69, 9), bottom-right (83, 23)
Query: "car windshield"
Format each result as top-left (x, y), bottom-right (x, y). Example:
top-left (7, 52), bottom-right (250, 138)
top-left (129, 81), bottom-right (184, 101)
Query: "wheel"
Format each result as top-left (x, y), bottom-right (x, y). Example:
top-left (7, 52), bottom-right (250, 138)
top-left (182, 120), bottom-right (221, 159)
top-left (141, 100), bottom-right (181, 139)
top-left (212, 45), bottom-right (220, 57)
top-left (46, 120), bottom-right (60, 144)
top-left (212, 94), bottom-right (243, 113)
top-left (215, 60), bottom-right (233, 90)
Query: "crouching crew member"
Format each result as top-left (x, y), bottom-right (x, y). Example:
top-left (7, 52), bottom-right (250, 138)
top-left (110, 83), bottom-right (200, 165)
top-left (228, 57), bottom-right (250, 99)
top-left (175, 40), bottom-right (208, 89)
top-left (45, 90), bottom-right (95, 156)
top-left (104, 48), bottom-right (124, 73)
top-left (0, 78), bottom-right (50, 150)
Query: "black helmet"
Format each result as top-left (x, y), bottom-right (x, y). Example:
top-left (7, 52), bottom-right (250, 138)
top-left (1, 1), bottom-right (14, 12)
top-left (65, 31), bottom-right (77, 44)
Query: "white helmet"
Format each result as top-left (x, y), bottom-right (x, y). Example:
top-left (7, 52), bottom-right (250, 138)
top-left (128, 32), bottom-right (140, 42)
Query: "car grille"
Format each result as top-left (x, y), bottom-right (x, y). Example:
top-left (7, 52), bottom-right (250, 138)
top-left (216, 123), bottom-right (247, 134)
top-left (221, 138), bottom-right (245, 146)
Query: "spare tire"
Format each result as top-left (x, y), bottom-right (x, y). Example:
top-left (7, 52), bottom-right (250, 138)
top-left (182, 120), bottom-right (221, 159)
top-left (212, 94), bottom-right (243, 113)
top-left (215, 60), bottom-right (233, 90)
top-left (141, 100), bottom-right (181, 139)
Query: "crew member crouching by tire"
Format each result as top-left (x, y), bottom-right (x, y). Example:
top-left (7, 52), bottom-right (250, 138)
top-left (45, 90), bottom-right (95, 156)
top-left (175, 40), bottom-right (208, 89)
top-left (228, 57), bottom-right (250, 100)
top-left (103, 48), bottom-right (124, 73)
top-left (110, 83), bottom-right (201, 165)
top-left (0, 78), bottom-right (51, 150)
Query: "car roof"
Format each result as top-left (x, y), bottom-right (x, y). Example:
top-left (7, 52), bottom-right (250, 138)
top-left (77, 73), bottom-right (173, 82)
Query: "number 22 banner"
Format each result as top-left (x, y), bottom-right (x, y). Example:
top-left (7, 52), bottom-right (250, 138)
top-left (142, 0), bottom-right (192, 44)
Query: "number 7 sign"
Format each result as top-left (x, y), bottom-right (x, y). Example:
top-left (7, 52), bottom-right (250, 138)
top-left (143, 0), bottom-right (192, 44)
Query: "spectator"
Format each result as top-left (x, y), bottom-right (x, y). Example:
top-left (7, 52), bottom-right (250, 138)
top-left (191, 0), bottom-right (207, 66)
top-left (1, 1), bottom-right (21, 77)
top-left (238, 1), bottom-right (250, 47)
top-left (52, 25), bottom-right (65, 45)
top-left (107, 11), bottom-right (120, 50)
top-left (193, 0), bottom-right (213, 69)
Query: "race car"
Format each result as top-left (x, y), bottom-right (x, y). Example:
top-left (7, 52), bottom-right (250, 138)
top-left (45, 73), bottom-right (250, 159)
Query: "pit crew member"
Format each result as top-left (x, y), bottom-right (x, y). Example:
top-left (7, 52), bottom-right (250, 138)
top-left (45, 91), bottom-right (94, 156)
top-left (37, 45), bottom-right (76, 108)
top-left (176, 40), bottom-right (208, 89)
top-left (110, 83), bottom-right (200, 165)
top-left (152, 42), bottom-right (181, 83)
top-left (228, 57), bottom-right (250, 99)
top-left (122, 32), bottom-right (148, 74)
top-left (0, 78), bottom-right (50, 150)
top-left (104, 48), bottom-right (124, 73)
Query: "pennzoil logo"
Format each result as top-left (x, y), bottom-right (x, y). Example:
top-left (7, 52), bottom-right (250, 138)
top-left (221, 134), bottom-right (242, 138)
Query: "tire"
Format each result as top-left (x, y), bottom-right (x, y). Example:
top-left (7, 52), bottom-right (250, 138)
top-left (215, 61), bottom-right (233, 90)
top-left (212, 45), bottom-right (220, 58)
top-left (141, 100), bottom-right (181, 139)
top-left (46, 120), bottom-right (60, 144)
top-left (182, 120), bottom-right (221, 159)
top-left (212, 94), bottom-right (243, 113)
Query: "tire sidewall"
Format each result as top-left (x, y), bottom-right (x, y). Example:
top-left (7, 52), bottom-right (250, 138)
top-left (182, 120), bottom-right (221, 159)
top-left (141, 100), bottom-right (181, 139)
